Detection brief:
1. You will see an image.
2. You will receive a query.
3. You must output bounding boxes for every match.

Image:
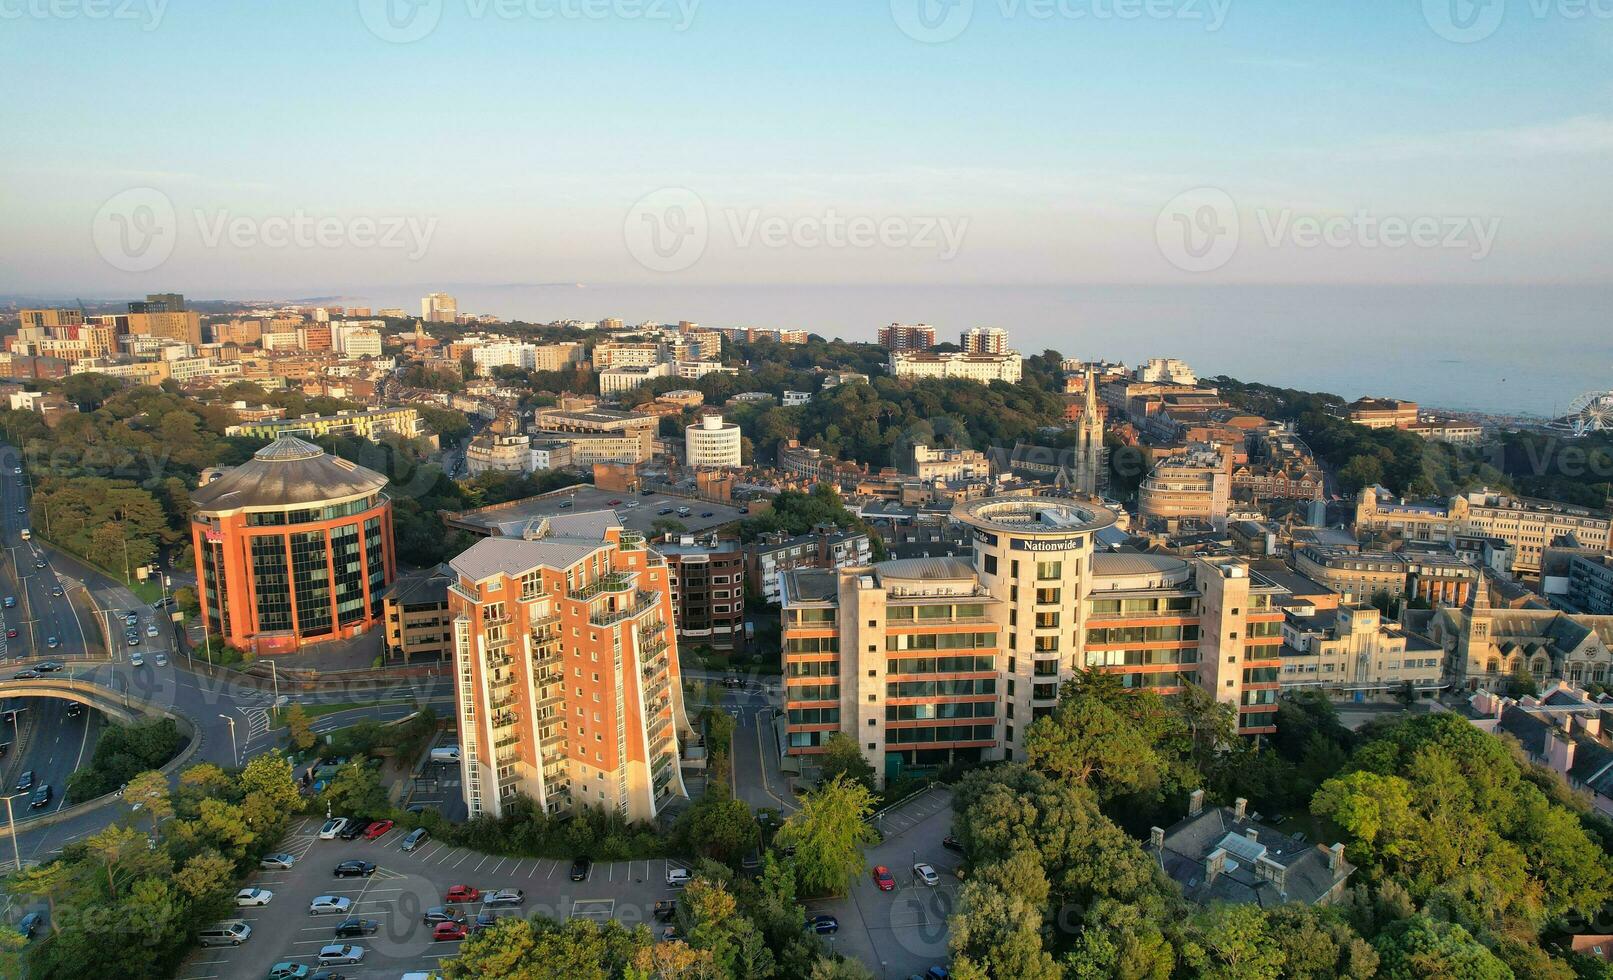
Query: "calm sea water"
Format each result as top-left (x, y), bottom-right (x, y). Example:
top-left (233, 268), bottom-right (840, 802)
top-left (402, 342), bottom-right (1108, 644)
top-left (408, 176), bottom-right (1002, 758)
top-left (353, 283), bottom-right (1612, 419)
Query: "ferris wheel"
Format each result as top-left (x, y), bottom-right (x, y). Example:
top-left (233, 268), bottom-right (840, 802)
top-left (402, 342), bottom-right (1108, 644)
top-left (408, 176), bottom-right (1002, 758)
top-left (1565, 389), bottom-right (1613, 437)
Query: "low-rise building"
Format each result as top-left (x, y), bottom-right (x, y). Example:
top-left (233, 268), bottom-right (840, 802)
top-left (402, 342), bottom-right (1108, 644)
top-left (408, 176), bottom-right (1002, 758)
top-left (889, 350), bottom-right (1022, 384)
top-left (657, 534), bottom-right (747, 649)
top-left (909, 444), bottom-right (990, 483)
top-left (1146, 793), bottom-right (1353, 907)
top-left (1346, 397), bottom-right (1418, 430)
top-left (1139, 447), bottom-right (1232, 532)
top-left (746, 525), bottom-right (873, 604)
top-left (382, 565), bottom-right (453, 663)
top-left (226, 406), bottom-right (426, 443)
top-left (1280, 604), bottom-right (1443, 696)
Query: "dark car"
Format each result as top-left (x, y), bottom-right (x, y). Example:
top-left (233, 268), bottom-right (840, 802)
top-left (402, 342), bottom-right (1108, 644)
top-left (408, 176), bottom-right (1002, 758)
top-left (472, 910), bottom-right (503, 932)
top-left (65, 703), bottom-right (84, 719)
top-left (29, 785), bottom-right (51, 808)
top-left (333, 917), bottom-right (378, 939)
top-left (700, 512), bottom-right (714, 518)
top-left (657, 507), bottom-right (674, 515)
top-left (33, 661), bottom-right (63, 673)
top-left (942, 835), bottom-right (965, 853)
top-left (805, 914), bottom-right (839, 935)
top-left (653, 900), bottom-right (677, 923)
top-left (15, 770), bottom-right (33, 792)
top-left (569, 856), bottom-right (591, 881)
top-left (333, 860), bottom-right (376, 878)
top-left (338, 819), bottom-right (372, 840)
top-left (17, 911), bottom-right (42, 939)
top-left (422, 906), bottom-right (464, 926)
top-left (11, 670), bottom-right (39, 680)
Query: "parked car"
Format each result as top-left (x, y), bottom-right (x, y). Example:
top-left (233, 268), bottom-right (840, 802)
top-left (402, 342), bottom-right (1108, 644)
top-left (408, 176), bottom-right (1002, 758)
top-left (316, 944), bottom-right (365, 966)
top-left (653, 900), bottom-right (677, 923)
top-left (805, 915), bottom-right (839, 935)
top-left (235, 888), bottom-right (274, 907)
top-left (364, 818), bottom-right (394, 839)
top-left (422, 906), bottom-right (464, 926)
top-left (445, 885), bottom-right (480, 903)
top-left (569, 856), bottom-right (591, 881)
top-left (872, 865), bottom-right (895, 892)
top-left (401, 827), bottom-right (429, 851)
top-left (5, 628), bottom-right (15, 638)
top-left (17, 911), bottom-right (43, 940)
top-left (333, 918), bottom-right (378, 939)
top-left (433, 922), bottom-right (468, 942)
top-left (333, 860), bottom-right (376, 879)
top-left (197, 920), bottom-right (251, 947)
top-left (482, 889), bottom-right (524, 908)
top-left (308, 896), bottom-right (353, 916)
top-left (666, 867), bottom-right (691, 888)
top-left (260, 853), bottom-right (297, 870)
top-left (942, 835), bottom-right (965, 854)
top-left (913, 862), bottom-right (939, 887)
top-left (2, 597), bottom-right (13, 608)
top-left (338, 819), bottom-right (371, 840)
top-left (318, 818), bottom-right (349, 840)
top-left (473, 910), bottom-right (503, 932)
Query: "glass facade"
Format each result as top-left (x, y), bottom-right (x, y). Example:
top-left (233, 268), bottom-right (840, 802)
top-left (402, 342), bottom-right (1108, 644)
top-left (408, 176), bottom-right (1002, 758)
top-left (331, 522), bottom-right (366, 626)
top-left (291, 531), bottom-right (333, 638)
top-left (251, 536), bottom-right (292, 632)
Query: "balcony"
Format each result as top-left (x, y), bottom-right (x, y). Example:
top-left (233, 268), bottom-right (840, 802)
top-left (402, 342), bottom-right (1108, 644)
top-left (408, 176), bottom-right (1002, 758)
top-left (590, 591), bottom-right (659, 628)
top-left (642, 677), bottom-right (670, 703)
top-left (490, 695), bottom-right (518, 713)
top-left (492, 712), bottom-right (519, 729)
top-left (569, 572), bottom-right (636, 602)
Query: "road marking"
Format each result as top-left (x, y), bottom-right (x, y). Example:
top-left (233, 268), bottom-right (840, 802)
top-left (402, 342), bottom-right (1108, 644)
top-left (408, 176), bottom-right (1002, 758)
top-left (546, 860), bottom-right (559, 879)
top-left (474, 854), bottom-right (491, 872)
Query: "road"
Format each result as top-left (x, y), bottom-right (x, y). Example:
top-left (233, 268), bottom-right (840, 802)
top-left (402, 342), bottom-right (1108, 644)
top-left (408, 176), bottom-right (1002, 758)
top-left (681, 669), bottom-right (798, 815)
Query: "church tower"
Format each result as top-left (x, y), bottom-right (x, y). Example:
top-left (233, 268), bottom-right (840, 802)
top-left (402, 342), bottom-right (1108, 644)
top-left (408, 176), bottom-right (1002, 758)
top-left (1072, 365), bottom-right (1106, 495)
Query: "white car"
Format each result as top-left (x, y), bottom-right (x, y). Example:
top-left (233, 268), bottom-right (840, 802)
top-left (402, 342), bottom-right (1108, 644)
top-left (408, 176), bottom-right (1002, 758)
top-left (318, 817), bottom-right (349, 840)
top-left (666, 867), bottom-right (691, 887)
top-left (145, 624), bottom-right (158, 637)
top-left (129, 652), bottom-right (144, 667)
top-left (154, 652), bottom-right (168, 667)
top-left (913, 862), bottom-right (939, 887)
top-left (317, 943), bottom-right (366, 966)
top-left (259, 853), bottom-right (297, 870)
top-left (235, 887), bottom-right (273, 907)
top-left (308, 896), bottom-right (352, 916)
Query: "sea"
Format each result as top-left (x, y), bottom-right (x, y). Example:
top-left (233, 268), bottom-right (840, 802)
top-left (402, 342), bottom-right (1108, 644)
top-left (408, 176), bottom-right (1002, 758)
top-left (346, 283), bottom-right (1612, 420)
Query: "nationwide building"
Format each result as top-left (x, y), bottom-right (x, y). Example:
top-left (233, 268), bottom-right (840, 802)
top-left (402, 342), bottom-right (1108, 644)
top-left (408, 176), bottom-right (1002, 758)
top-left (878, 323), bottom-right (936, 352)
top-left (446, 512), bottom-right (690, 820)
top-left (685, 413), bottom-right (743, 468)
top-left (190, 437), bottom-right (395, 654)
top-left (779, 496), bottom-right (1286, 784)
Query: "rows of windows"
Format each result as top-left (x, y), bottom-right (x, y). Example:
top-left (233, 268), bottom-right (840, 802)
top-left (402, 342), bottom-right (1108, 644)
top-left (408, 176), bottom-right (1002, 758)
top-left (788, 608), bottom-right (836, 625)
top-left (245, 495), bottom-right (382, 526)
top-left (1087, 596), bottom-right (1197, 616)
top-left (1246, 620), bottom-right (1282, 638)
top-left (1115, 670), bottom-right (1196, 690)
top-left (888, 678), bottom-right (996, 698)
top-left (1086, 647), bottom-right (1200, 667)
top-left (787, 707), bottom-right (839, 725)
top-left (1242, 666), bottom-right (1280, 684)
top-left (790, 684), bottom-right (839, 701)
top-left (887, 602), bottom-right (988, 621)
top-left (331, 522), bottom-right (366, 627)
top-left (1238, 711), bottom-right (1276, 730)
top-left (251, 535), bottom-right (292, 632)
top-left (1086, 624), bottom-right (1200, 645)
top-left (364, 516), bottom-right (388, 614)
top-left (291, 530), bottom-right (333, 638)
top-left (886, 701), bottom-right (996, 721)
top-left (786, 636), bottom-right (839, 654)
top-left (888, 724), bottom-right (995, 744)
top-left (886, 631), bottom-right (995, 652)
top-left (787, 660), bottom-right (840, 677)
top-left (887, 655), bottom-right (995, 675)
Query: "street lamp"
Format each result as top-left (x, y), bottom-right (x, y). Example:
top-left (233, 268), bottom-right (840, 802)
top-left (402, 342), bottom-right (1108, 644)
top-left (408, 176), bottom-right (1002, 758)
top-left (264, 659), bottom-right (280, 706)
top-left (1, 792), bottom-right (23, 872)
top-left (218, 714), bottom-right (238, 766)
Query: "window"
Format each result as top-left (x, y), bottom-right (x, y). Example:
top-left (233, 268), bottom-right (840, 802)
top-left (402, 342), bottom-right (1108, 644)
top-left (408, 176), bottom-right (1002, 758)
top-left (984, 555), bottom-right (997, 575)
top-left (1037, 561), bottom-right (1062, 580)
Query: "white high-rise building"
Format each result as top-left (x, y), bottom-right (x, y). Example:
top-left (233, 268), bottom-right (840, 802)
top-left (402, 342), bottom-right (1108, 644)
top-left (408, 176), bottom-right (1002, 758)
top-left (421, 292), bottom-right (458, 323)
top-left (685, 413), bottom-right (743, 468)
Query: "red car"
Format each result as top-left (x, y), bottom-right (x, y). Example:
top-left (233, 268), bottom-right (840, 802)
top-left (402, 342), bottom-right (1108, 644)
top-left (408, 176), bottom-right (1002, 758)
top-left (364, 819), bottom-right (394, 840)
top-left (445, 885), bottom-right (480, 903)
top-left (872, 865), bottom-right (895, 892)
top-left (433, 921), bottom-right (468, 942)
top-left (4, 629), bottom-right (14, 638)
top-left (606, 499), bottom-right (623, 506)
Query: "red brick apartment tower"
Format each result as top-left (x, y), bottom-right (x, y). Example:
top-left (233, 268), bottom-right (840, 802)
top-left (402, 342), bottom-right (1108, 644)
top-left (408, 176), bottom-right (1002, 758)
top-left (191, 436), bottom-right (394, 655)
top-left (448, 512), bottom-right (690, 821)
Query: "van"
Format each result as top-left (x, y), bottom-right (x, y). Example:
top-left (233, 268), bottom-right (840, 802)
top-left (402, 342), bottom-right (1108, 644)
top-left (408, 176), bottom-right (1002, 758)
top-left (199, 920), bottom-right (252, 947)
top-left (18, 529), bottom-right (28, 540)
top-left (676, 507), bottom-right (691, 517)
top-left (429, 745), bottom-right (460, 765)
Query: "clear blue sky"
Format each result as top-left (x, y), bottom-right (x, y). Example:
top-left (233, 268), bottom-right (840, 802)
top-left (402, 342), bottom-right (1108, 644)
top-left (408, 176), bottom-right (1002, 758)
top-left (4, 0), bottom-right (1610, 296)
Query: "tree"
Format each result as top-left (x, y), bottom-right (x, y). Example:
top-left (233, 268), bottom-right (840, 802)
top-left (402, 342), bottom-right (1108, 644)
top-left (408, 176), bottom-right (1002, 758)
top-left (1063, 899), bottom-right (1174, 980)
top-left (282, 701), bottom-right (316, 751)
top-left (1176, 903), bottom-right (1284, 980)
top-left (679, 794), bottom-right (759, 863)
top-left (122, 768), bottom-right (172, 840)
top-left (678, 876), bottom-right (773, 977)
top-left (774, 776), bottom-right (877, 896)
top-left (82, 824), bottom-right (167, 901)
top-left (948, 849), bottom-right (1060, 980)
top-left (816, 733), bottom-right (876, 793)
top-left (322, 758), bottom-right (389, 817)
top-left (1024, 681), bottom-right (1163, 799)
top-left (1373, 916), bottom-right (1513, 980)
top-left (174, 850), bottom-right (236, 907)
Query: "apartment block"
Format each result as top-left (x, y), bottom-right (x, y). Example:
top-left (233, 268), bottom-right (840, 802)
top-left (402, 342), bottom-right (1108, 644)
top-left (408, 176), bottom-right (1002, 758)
top-left (747, 526), bottom-right (873, 604)
top-left (657, 534), bottom-right (746, 649)
top-left (448, 513), bottom-right (690, 821)
top-left (878, 323), bottom-right (937, 352)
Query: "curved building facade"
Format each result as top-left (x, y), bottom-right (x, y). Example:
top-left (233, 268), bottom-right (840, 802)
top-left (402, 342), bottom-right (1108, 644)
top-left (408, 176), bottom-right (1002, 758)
top-left (685, 413), bottom-right (742, 468)
top-left (191, 436), bottom-right (395, 654)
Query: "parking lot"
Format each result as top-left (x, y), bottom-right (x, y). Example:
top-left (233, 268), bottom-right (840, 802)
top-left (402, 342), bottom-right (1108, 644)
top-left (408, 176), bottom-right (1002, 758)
top-left (448, 484), bottom-right (751, 539)
top-left (802, 786), bottom-right (960, 979)
top-left (176, 817), bottom-right (699, 980)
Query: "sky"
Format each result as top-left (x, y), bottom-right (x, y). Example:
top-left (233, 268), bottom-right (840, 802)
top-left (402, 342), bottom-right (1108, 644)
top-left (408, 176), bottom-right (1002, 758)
top-left (3, 0), bottom-right (1611, 298)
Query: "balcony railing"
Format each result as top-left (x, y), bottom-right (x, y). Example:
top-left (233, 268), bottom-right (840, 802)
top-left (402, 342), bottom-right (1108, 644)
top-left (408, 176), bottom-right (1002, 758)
top-left (591, 591), bottom-right (659, 628)
top-left (569, 573), bottom-right (635, 602)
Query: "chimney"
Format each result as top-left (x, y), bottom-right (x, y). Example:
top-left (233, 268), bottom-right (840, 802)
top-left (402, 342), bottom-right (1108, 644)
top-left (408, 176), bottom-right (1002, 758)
top-left (1547, 729), bottom-right (1577, 775)
top-left (1149, 826), bottom-right (1164, 849)
top-left (1188, 789), bottom-right (1205, 817)
top-left (1245, 827), bottom-right (1260, 843)
top-left (1233, 797), bottom-right (1248, 819)
top-left (1205, 848), bottom-right (1226, 884)
top-left (1584, 715), bottom-right (1602, 738)
top-left (1326, 843), bottom-right (1345, 872)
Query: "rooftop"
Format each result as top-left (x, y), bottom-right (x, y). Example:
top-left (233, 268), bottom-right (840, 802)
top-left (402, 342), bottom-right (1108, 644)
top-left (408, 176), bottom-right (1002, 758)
top-left (191, 436), bottom-right (389, 512)
top-left (952, 496), bottom-right (1117, 536)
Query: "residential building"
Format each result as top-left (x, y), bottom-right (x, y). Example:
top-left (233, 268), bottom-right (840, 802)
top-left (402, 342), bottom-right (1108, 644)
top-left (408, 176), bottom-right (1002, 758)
top-left (190, 437), bottom-right (395, 654)
top-left (658, 534), bottom-right (747, 649)
top-left (534, 407), bottom-right (658, 459)
top-left (889, 350), bottom-right (1022, 384)
top-left (1346, 397), bottom-right (1419, 430)
top-left (1134, 358), bottom-right (1198, 386)
top-left (1146, 793), bottom-right (1352, 907)
top-left (1280, 604), bottom-right (1444, 695)
top-left (746, 526), bottom-right (873, 604)
top-left (422, 292), bottom-right (458, 323)
top-left (685, 413), bottom-right (743, 469)
top-left (226, 406), bottom-right (425, 443)
top-left (878, 323), bottom-right (936, 352)
top-left (908, 444), bottom-right (989, 482)
top-left (599, 362), bottom-right (673, 394)
top-left (592, 341), bottom-right (663, 369)
top-left (1568, 554), bottom-right (1613, 615)
top-left (446, 513), bottom-right (690, 820)
top-left (782, 390), bottom-right (812, 407)
top-left (1406, 418), bottom-right (1484, 445)
top-left (18, 309), bottom-right (84, 330)
top-left (1457, 490), bottom-right (1613, 579)
top-left (383, 565), bottom-right (454, 663)
top-left (127, 310), bottom-right (203, 345)
top-left (344, 329), bottom-right (383, 358)
top-left (959, 327), bottom-right (1008, 355)
top-left (467, 418), bottom-right (536, 476)
top-left (1467, 684), bottom-right (1613, 817)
